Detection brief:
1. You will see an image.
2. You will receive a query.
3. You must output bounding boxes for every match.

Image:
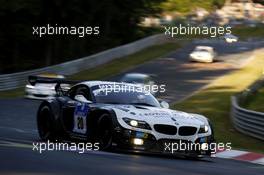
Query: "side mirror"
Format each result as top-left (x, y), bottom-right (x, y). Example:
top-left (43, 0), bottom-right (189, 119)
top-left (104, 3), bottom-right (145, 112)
top-left (74, 95), bottom-right (92, 103)
top-left (160, 101), bottom-right (169, 109)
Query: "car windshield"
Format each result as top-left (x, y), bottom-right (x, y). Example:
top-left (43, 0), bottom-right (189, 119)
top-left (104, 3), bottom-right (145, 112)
top-left (195, 48), bottom-right (210, 52)
top-left (121, 76), bottom-right (145, 84)
top-left (91, 84), bottom-right (160, 107)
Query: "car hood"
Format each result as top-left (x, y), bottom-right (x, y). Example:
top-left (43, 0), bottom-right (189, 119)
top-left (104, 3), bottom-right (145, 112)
top-left (108, 104), bottom-right (207, 127)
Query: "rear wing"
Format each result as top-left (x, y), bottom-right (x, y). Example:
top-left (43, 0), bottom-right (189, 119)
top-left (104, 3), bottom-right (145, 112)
top-left (28, 75), bottom-right (81, 96)
top-left (28, 75), bottom-right (65, 86)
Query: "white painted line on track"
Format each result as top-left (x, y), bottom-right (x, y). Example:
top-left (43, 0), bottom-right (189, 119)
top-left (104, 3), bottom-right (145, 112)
top-left (252, 158), bottom-right (264, 165)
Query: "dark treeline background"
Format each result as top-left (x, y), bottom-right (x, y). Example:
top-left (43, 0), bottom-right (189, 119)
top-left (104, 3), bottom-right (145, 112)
top-left (0, 0), bottom-right (164, 73)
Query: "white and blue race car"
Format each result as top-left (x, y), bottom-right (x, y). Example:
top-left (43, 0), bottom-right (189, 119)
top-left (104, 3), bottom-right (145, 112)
top-left (37, 81), bottom-right (215, 157)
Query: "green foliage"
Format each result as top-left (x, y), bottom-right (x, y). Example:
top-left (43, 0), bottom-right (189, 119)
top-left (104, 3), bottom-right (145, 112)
top-left (243, 86), bottom-right (264, 112)
top-left (0, 0), bottom-right (165, 73)
top-left (161, 0), bottom-right (225, 14)
top-left (232, 25), bottom-right (264, 39)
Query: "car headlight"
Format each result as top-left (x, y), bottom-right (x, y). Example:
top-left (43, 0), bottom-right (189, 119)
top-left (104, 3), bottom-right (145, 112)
top-left (198, 124), bottom-right (209, 133)
top-left (26, 84), bottom-right (34, 89)
top-left (122, 118), bottom-right (151, 130)
top-left (130, 120), bottom-right (138, 127)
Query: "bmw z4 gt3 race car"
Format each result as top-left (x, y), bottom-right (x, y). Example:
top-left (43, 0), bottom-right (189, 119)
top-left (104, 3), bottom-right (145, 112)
top-left (37, 81), bottom-right (215, 157)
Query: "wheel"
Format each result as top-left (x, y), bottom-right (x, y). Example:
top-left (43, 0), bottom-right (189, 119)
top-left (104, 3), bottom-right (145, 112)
top-left (37, 105), bottom-right (56, 141)
top-left (95, 113), bottom-right (113, 150)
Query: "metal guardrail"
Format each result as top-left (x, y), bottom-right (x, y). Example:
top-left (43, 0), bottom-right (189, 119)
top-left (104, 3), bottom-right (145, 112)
top-left (0, 34), bottom-right (170, 91)
top-left (231, 78), bottom-right (264, 141)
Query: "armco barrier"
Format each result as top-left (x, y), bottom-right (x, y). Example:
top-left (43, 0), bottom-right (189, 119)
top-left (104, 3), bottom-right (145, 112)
top-left (231, 78), bottom-right (264, 141)
top-left (0, 34), bottom-right (170, 91)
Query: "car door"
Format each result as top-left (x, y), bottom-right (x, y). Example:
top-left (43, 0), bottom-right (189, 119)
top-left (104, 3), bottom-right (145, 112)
top-left (61, 85), bottom-right (92, 135)
top-left (72, 86), bottom-right (91, 135)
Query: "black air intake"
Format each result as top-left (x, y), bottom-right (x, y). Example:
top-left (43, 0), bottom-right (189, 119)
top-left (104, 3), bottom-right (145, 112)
top-left (178, 126), bottom-right (197, 136)
top-left (154, 124), bottom-right (177, 135)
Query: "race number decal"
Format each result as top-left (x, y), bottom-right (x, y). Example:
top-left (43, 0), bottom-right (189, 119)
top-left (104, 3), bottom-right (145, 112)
top-left (73, 103), bottom-right (89, 134)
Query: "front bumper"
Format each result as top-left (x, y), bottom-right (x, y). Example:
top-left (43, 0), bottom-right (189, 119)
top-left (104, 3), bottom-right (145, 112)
top-left (189, 55), bottom-right (213, 63)
top-left (113, 127), bottom-right (214, 157)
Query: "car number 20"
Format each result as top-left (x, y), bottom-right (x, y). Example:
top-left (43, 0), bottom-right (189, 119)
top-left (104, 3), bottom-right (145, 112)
top-left (73, 103), bottom-right (89, 134)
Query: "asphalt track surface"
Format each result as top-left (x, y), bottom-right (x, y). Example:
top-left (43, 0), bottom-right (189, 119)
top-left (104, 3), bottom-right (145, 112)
top-left (110, 39), bottom-right (264, 102)
top-left (0, 39), bottom-right (264, 175)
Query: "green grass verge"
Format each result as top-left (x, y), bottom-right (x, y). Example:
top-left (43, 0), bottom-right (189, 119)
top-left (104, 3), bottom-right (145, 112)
top-left (244, 86), bottom-right (264, 112)
top-left (70, 43), bottom-right (180, 80)
top-left (0, 43), bottom-right (180, 98)
top-left (172, 51), bottom-right (264, 153)
top-left (0, 87), bottom-right (25, 98)
top-left (232, 25), bottom-right (264, 39)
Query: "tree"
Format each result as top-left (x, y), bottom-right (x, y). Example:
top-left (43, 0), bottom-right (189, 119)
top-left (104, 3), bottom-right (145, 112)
top-left (0, 0), bottom-right (166, 73)
top-left (161, 0), bottom-right (225, 14)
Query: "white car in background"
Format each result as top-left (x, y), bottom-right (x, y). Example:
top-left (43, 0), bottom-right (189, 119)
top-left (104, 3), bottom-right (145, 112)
top-left (224, 34), bottom-right (238, 43)
top-left (120, 73), bottom-right (157, 95)
top-left (189, 46), bottom-right (216, 63)
top-left (25, 74), bottom-right (66, 100)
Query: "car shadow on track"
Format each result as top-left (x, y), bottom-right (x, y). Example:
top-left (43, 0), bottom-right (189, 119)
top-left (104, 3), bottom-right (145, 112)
top-left (108, 148), bottom-right (214, 163)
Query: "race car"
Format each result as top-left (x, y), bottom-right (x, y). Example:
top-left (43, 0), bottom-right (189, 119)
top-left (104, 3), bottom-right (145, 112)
top-left (223, 34), bottom-right (238, 43)
top-left (37, 81), bottom-right (215, 157)
top-left (189, 46), bottom-right (216, 63)
top-left (25, 74), bottom-right (67, 100)
top-left (119, 73), bottom-right (157, 95)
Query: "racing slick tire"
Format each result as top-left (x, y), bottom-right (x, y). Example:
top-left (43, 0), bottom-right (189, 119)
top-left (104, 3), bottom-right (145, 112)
top-left (95, 113), bottom-right (113, 150)
top-left (37, 103), bottom-right (58, 141)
